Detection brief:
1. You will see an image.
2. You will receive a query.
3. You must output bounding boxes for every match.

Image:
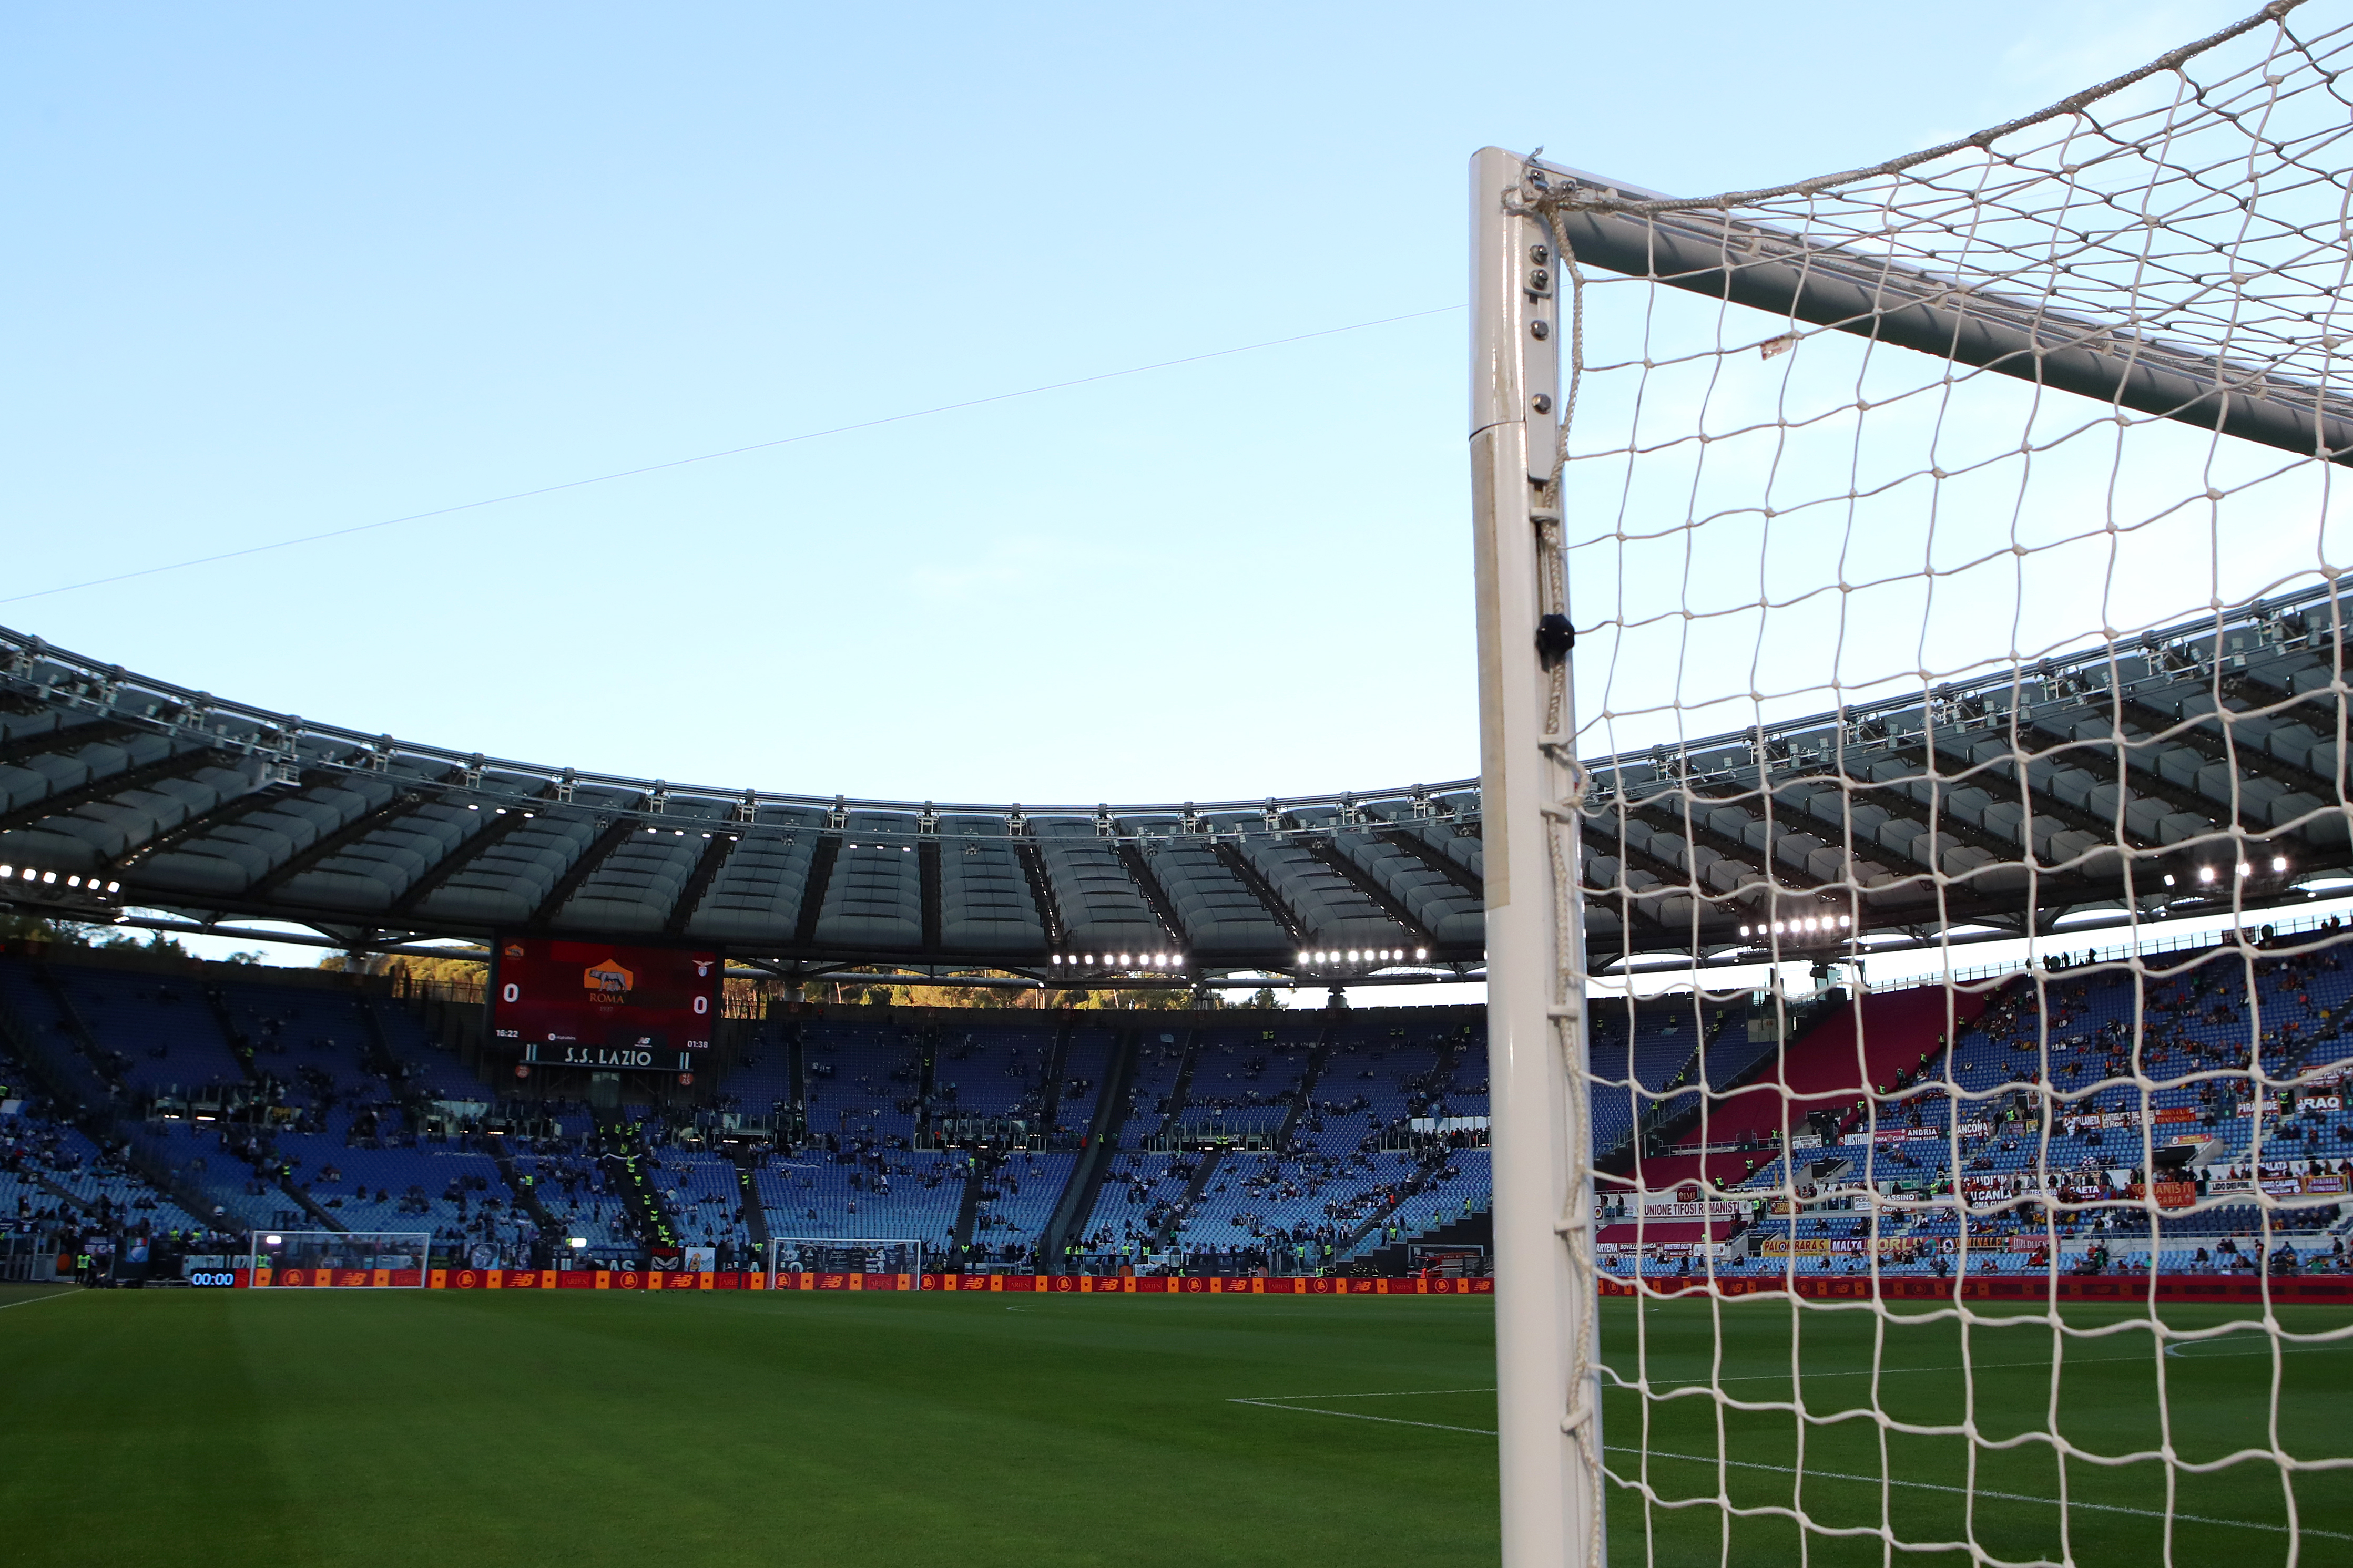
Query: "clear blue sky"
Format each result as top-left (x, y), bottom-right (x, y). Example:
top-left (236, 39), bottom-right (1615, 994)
top-left (2, 0), bottom-right (2256, 811)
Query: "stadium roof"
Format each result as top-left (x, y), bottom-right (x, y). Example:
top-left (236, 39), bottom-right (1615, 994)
top-left (1, 588), bottom-right (2346, 985)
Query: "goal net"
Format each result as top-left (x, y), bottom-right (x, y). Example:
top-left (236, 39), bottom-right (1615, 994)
top-left (249, 1230), bottom-right (432, 1286)
top-left (767, 1238), bottom-right (924, 1282)
top-left (1471, 5), bottom-right (2353, 1564)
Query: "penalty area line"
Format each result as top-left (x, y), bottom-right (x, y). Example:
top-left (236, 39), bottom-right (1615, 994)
top-left (1228, 1398), bottom-right (1496, 1437)
top-left (1228, 1396), bottom-right (2349, 1541)
top-left (0, 1289), bottom-right (80, 1314)
top-left (1620, 1448), bottom-right (2352, 1543)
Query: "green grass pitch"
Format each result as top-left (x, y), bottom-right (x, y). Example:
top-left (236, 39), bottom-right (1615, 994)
top-left (0, 1281), bottom-right (2344, 1565)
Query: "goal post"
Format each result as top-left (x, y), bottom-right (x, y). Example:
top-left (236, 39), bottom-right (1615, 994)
top-left (765, 1238), bottom-right (925, 1284)
top-left (1471, 5), bottom-right (2353, 1564)
top-left (1470, 142), bottom-right (1604, 1568)
top-left (249, 1230), bottom-right (432, 1286)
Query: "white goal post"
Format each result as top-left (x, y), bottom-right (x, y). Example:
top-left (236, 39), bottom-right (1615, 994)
top-left (249, 1230), bottom-right (433, 1285)
top-left (1471, 6), bottom-right (2353, 1566)
top-left (1470, 142), bottom-right (1603, 1568)
top-left (765, 1238), bottom-right (925, 1282)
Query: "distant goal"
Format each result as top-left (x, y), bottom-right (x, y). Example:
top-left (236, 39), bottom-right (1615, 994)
top-left (767, 1238), bottom-right (925, 1283)
top-left (250, 1231), bottom-right (432, 1287)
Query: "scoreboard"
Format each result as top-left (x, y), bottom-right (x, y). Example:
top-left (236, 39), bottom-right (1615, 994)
top-left (491, 937), bottom-right (719, 1070)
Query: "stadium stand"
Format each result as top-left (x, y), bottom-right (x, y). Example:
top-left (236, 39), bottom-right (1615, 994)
top-left (9, 590), bottom-right (2353, 980)
top-left (8, 927), bottom-right (2353, 1282)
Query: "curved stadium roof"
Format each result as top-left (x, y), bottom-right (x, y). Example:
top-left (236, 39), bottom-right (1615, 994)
top-left (1, 590), bottom-right (2347, 985)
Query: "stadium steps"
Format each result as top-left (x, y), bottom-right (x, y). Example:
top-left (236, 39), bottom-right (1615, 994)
top-left (1156, 1028), bottom-right (1207, 1136)
top-left (198, 983), bottom-right (260, 1080)
top-left (1353, 1202), bottom-right (1492, 1275)
top-left (22, 1167), bottom-right (97, 1218)
top-left (1338, 1149), bottom-right (1453, 1258)
top-left (736, 1159), bottom-right (771, 1255)
top-left (486, 1132), bottom-right (561, 1251)
top-left (5, 961), bottom-right (232, 1227)
top-left (950, 1151), bottom-right (993, 1259)
top-left (1151, 1146), bottom-right (1224, 1251)
top-left (785, 1016), bottom-right (807, 1139)
top-left (1032, 1019), bottom-right (1075, 1132)
top-left (595, 1112), bottom-right (677, 1249)
top-left (355, 996), bottom-right (408, 1089)
top-left (278, 1175), bottom-right (347, 1233)
top-left (1038, 1027), bottom-right (1139, 1269)
top-left (0, 964), bottom-right (116, 1120)
top-left (29, 964), bottom-right (121, 1094)
top-left (1271, 1017), bottom-right (1338, 1152)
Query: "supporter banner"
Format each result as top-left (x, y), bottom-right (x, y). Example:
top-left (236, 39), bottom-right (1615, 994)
top-left (1757, 1237), bottom-right (1928, 1259)
top-left (2154, 1107), bottom-right (2201, 1125)
top-left (1626, 1198), bottom-right (1745, 1219)
top-left (2125, 1181), bottom-right (2199, 1209)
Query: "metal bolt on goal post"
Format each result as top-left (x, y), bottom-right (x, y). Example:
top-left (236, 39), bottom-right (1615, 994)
top-left (1469, 145), bottom-right (1604, 1568)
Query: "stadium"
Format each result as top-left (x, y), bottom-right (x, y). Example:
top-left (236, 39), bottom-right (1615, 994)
top-left (5, 5), bottom-right (2352, 1566)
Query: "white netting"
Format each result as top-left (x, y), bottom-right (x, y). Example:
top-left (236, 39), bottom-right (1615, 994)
top-left (766, 1237), bottom-right (923, 1278)
top-left (1526, 4), bottom-right (2353, 1561)
top-left (250, 1229), bottom-right (432, 1282)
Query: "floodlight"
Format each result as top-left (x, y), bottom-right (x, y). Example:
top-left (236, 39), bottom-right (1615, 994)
top-left (2273, 855), bottom-right (2290, 872)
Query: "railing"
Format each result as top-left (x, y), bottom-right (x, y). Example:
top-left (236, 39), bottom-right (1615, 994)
top-left (1927, 904), bottom-right (2349, 987)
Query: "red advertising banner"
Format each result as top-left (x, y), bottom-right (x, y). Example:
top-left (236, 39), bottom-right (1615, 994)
top-left (254, 1267), bottom-right (423, 1288)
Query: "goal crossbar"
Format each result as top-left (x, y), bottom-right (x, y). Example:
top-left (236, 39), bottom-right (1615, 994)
top-left (1535, 167), bottom-right (2353, 467)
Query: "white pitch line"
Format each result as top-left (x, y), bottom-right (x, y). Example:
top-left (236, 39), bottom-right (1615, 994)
top-left (0, 1289), bottom-right (77, 1314)
top-left (1229, 1393), bottom-right (2351, 1542)
top-left (1619, 1448), bottom-right (2352, 1543)
top-left (1228, 1398), bottom-right (1497, 1437)
top-left (1229, 1386), bottom-right (1499, 1401)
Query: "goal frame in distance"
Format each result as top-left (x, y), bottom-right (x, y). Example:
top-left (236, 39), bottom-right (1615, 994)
top-left (248, 1229), bottom-right (434, 1286)
top-left (765, 1237), bottom-right (925, 1285)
